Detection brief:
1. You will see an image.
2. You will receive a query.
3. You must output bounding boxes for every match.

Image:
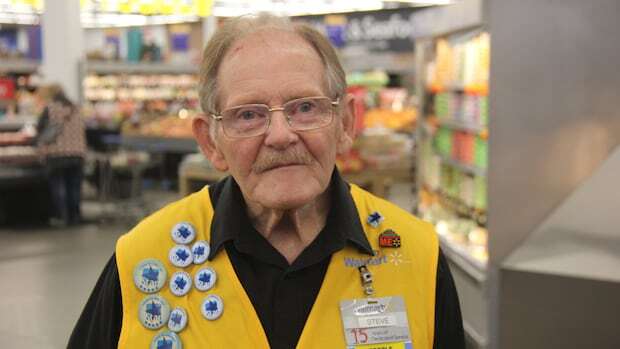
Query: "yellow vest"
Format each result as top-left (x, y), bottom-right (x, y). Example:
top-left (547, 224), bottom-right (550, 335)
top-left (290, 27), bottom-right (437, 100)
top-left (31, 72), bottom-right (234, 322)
top-left (116, 184), bottom-right (438, 348)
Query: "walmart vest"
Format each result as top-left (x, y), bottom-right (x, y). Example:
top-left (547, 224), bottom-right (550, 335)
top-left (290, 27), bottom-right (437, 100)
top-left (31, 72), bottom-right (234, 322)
top-left (116, 184), bottom-right (438, 348)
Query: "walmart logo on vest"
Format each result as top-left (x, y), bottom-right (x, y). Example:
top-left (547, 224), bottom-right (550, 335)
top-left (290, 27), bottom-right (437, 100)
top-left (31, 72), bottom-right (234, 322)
top-left (344, 251), bottom-right (388, 268)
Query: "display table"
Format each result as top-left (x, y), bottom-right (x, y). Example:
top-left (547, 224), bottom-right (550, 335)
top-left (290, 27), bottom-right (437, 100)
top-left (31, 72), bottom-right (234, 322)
top-left (178, 155), bottom-right (413, 198)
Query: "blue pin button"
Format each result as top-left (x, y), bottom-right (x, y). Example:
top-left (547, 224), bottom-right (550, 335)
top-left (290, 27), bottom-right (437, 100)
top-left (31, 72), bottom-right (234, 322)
top-left (150, 330), bottom-right (183, 349)
top-left (169, 245), bottom-right (193, 268)
top-left (194, 267), bottom-right (217, 291)
top-left (169, 271), bottom-right (192, 297)
top-left (171, 222), bottom-right (196, 245)
top-left (191, 240), bottom-right (210, 265)
top-left (168, 307), bottom-right (188, 333)
top-left (133, 259), bottom-right (167, 294)
top-left (139, 295), bottom-right (171, 330)
top-left (201, 294), bottom-right (224, 320)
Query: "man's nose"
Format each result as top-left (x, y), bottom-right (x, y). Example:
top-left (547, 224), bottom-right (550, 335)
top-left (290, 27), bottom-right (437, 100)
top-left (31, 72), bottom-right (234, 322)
top-left (263, 110), bottom-right (298, 148)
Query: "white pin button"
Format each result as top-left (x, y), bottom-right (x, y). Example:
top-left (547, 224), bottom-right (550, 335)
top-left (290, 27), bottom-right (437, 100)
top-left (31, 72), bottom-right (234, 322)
top-left (168, 307), bottom-right (188, 333)
top-left (150, 330), bottom-right (182, 349)
top-left (169, 245), bottom-right (193, 268)
top-left (171, 222), bottom-right (196, 245)
top-left (169, 271), bottom-right (192, 297)
top-left (194, 267), bottom-right (217, 291)
top-left (191, 240), bottom-right (210, 265)
top-left (201, 294), bottom-right (224, 320)
top-left (139, 295), bottom-right (171, 330)
top-left (133, 259), bottom-right (167, 294)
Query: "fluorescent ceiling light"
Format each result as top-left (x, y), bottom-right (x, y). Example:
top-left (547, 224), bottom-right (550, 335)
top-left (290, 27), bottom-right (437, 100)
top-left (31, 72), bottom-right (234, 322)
top-left (81, 13), bottom-right (200, 28)
top-left (0, 12), bottom-right (39, 25)
top-left (212, 0), bottom-right (386, 17)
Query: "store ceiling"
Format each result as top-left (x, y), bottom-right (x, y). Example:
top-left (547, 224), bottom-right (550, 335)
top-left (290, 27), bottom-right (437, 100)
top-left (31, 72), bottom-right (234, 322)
top-left (0, 0), bottom-right (452, 26)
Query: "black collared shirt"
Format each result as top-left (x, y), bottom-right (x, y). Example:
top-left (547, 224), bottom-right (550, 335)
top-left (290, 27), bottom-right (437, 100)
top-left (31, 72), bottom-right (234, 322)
top-left (68, 170), bottom-right (465, 349)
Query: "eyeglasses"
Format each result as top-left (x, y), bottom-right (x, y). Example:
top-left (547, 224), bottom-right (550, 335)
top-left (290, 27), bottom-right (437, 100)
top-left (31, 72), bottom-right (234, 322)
top-left (211, 96), bottom-right (340, 138)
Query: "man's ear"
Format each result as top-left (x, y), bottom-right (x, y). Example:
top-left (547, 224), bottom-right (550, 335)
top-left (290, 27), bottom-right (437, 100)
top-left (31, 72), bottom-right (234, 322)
top-left (336, 93), bottom-right (357, 155)
top-left (192, 115), bottom-right (229, 172)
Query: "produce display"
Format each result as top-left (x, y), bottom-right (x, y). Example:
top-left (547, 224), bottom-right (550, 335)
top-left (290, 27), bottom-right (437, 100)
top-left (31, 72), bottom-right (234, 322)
top-left (122, 114), bottom-right (194, 139)
top-left (82, 73), bottom-right (198, 138)
top-left (418, 31), bottom-right (490, 265)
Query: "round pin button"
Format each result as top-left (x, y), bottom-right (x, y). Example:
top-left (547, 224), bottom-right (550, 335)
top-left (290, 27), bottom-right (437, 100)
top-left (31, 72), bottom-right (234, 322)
top-left (167, 307), bottom-right (188, 333)
top-left (133, 259), bottom-right (167, 294)
top-left (139, 295), bottom-right (171, 330)
top-left (201, 294), bottom-right (224, 320)
top-left (171, 222), bottom-right (196, 245)
top-left (191, 240), bottom-right (210, 265)
top-left (169, 245), bottom-right (193, 268)
top-left (169, 271), bottom-right (192, 297)
top-left (194, 267), bottom-right (217, 291)
top-left (150, 330), bottom-right (183, 349)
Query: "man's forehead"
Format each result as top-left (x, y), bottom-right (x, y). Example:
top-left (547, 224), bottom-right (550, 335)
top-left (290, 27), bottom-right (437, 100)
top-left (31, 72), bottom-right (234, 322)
top-left (225, 29), bottom-right (318, 62)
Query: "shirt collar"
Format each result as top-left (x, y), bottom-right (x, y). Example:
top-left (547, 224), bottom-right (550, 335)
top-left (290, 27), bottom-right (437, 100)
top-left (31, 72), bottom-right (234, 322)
top-left (207, 168), bottom-right (374, 261)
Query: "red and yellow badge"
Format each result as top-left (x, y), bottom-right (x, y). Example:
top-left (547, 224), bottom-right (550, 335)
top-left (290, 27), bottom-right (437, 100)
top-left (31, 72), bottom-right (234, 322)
top-left (378, 229), bottom-right (401, 248)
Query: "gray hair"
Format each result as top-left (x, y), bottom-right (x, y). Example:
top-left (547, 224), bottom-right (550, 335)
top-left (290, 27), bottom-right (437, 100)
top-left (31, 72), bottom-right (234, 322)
top-left (198, 13), bottom-right (346, 117)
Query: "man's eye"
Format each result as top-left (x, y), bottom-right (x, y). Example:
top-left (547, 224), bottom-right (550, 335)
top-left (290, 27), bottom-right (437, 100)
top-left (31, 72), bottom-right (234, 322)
top-left (297, 101), bottom-right (317, 113)
top-left (237, 110), bottom-right (258, 120)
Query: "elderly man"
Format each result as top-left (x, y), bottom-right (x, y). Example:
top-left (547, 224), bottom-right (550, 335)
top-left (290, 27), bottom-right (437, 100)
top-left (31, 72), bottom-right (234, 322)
top-left (69, 14), bottom-right (464, 349)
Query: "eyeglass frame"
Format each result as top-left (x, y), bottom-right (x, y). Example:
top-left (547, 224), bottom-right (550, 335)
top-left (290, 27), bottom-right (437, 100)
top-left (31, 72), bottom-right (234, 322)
top-left (210, 96), bottom-right (341, 138)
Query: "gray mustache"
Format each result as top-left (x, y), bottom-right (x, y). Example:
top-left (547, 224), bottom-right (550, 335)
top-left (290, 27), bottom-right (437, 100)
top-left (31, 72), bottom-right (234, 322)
top-left (252, 148), bottom-right (313, 173)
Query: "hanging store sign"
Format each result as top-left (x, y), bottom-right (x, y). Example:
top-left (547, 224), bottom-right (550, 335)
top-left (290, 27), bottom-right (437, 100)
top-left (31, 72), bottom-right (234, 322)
top-left (297, 8), bottom-right (417, 53)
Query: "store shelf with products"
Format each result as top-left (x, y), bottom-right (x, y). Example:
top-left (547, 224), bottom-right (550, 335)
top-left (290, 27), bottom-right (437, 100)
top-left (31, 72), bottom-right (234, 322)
top-left (0, 59), bottom-right (40, 74)
top-left (0, 21), bottom-right (42, 119)
top-left (0, 116), bottom-right (38, 165)
top-left (417, 30), bottom-right (490, 270)
top-left (337, 70), bottom-right (417, 188)
top-left (81, 68), bottom-right (198, 147)
top-left (0, 116), bottom-right (47, 226)
top-left (83, 60), bottom-right (198, 75)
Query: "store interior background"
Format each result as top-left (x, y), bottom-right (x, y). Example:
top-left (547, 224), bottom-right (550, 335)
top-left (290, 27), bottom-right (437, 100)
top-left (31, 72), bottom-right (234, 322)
top-left (1, 0), bottom-right (619, 348)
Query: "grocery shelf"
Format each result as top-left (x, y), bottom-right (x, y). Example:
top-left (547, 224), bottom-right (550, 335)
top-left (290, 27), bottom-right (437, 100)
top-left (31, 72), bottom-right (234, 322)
top-left (437, 232), bottom-right (487, 282)
top-left (84, 61), bottom-right (198, 75)
top-left (121, 135), bottom-right (198, 154)
top-left (440, 155), bottom-right (486, 177)
top-left (0, 116), bottom-right (37, 132)
top-left (0, 59), bottom-right (40, 73)
top-left (438, 119), bottom-right (486, 134)
top-left (433, 188), bottom-right (487, 226)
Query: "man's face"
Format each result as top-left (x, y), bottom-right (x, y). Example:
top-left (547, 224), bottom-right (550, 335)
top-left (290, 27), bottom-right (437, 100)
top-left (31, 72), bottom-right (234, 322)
top-left (201, 30), bottom-right (354, 210)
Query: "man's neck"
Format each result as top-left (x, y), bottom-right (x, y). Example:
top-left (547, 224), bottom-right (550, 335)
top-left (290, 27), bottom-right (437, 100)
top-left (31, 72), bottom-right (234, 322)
top-left (245, 188), bottom-right (331, 265)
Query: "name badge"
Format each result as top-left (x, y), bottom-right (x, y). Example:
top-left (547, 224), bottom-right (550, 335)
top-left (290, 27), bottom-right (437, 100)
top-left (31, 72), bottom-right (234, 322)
top-left (340, 296), bottom-right (413, 349)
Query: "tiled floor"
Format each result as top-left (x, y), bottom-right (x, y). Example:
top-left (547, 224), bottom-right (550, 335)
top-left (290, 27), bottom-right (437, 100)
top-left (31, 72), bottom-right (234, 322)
top-left (0, 189), bottom-right (181, 349)
top-left (0, 183), bottom-right (415, 348)
top-left (0, 224), bottom-right (124, 348)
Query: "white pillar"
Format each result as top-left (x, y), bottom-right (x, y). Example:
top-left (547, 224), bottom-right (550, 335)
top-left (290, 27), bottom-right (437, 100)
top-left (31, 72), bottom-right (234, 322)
top-left (40, 0), bottom-right (83, 103)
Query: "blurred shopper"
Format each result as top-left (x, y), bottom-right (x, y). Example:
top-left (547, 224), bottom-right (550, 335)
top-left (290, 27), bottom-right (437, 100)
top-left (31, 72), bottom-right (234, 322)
top-left (35, 84), bottom-right (86, 226)
top-left (69, 14), bottom-right (464, 349)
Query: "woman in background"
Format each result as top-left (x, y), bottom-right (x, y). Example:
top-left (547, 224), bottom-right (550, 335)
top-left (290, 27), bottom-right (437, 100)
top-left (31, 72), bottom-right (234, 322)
top-left (36, 84), bottom-right (86, 226)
